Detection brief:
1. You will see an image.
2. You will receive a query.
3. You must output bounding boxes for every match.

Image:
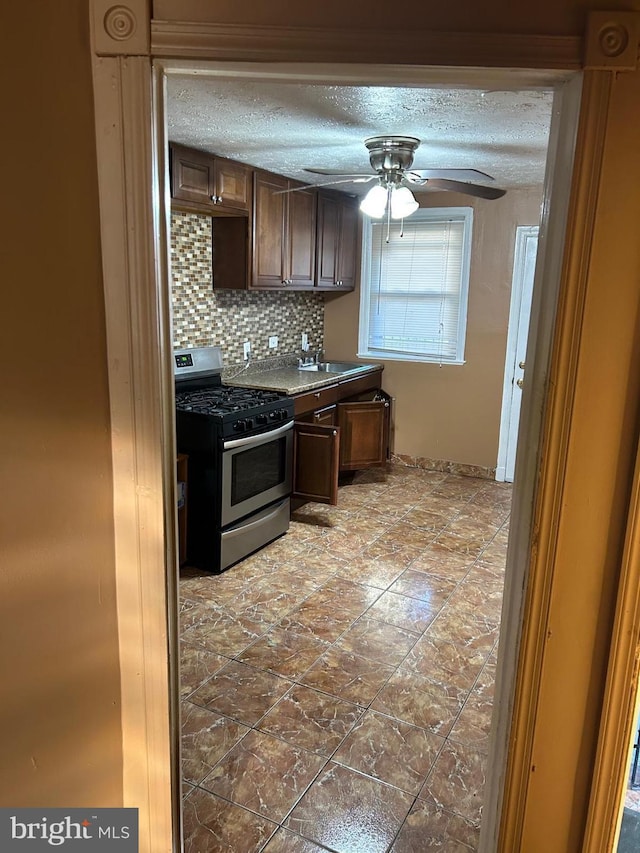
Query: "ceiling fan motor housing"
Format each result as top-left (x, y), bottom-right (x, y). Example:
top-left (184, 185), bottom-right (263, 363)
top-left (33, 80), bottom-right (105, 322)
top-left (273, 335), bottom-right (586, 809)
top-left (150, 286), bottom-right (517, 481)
top-left (364, 136), bottom-right (421, 174)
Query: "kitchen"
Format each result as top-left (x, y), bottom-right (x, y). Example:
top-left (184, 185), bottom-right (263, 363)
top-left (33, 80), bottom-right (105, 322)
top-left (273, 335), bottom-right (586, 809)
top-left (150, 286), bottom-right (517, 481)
top-left (169, 73), bottom-right (553, 850)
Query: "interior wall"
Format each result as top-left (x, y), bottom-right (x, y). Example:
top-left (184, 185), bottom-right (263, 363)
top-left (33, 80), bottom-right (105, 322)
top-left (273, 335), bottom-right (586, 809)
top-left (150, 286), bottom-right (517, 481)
top-left (324, 189), bottom-right (543, 469)
top-left (0, 0), bottom-right (122, 806)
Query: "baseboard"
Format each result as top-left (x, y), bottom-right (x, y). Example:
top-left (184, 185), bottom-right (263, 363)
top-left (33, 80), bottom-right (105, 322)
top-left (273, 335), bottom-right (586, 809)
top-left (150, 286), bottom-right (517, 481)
top-left (390, 453), bottom-right (497, 481)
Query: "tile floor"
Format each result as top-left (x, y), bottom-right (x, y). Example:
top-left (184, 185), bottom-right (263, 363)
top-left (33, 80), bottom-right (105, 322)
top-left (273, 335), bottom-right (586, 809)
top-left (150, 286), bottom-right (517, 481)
top-left (179, 464), bottom-right (511, 852)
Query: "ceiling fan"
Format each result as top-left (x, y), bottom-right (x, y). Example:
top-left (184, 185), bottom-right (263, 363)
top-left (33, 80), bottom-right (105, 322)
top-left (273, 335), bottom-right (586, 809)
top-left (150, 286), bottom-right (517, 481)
top-left (301, 135), bottom-right (506, 219)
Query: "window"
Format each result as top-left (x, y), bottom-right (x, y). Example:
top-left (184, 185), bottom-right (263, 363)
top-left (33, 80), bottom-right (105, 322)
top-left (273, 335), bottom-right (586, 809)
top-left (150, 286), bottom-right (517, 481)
top-left (358, 207), bottom-right (473, 364)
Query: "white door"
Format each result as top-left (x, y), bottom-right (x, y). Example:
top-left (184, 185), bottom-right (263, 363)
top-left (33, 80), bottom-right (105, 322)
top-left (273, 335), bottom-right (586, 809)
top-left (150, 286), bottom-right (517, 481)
top-left (496, 226), bottom-right (539, 482)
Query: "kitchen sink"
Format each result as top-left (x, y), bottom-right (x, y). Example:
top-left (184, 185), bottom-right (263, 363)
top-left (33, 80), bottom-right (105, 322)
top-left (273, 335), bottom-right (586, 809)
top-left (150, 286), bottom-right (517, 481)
top-left (298, 361), bottom-right (369, 374)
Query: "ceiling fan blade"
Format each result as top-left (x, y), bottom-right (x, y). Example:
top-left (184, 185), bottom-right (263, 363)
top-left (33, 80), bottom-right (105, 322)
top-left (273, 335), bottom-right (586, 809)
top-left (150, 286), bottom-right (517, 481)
top-left (274, 176), bottom-right (376, 194)
top-left (304, 168), bottom-right (374, 177)
top-left (406, 168), bottom-right (496, 183)
top-left (419, 178), bottom-right (506, 200)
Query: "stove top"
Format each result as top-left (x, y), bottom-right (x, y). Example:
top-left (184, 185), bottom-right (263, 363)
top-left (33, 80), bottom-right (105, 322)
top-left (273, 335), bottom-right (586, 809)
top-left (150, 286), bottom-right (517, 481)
top-left (175, 386), bottom-right (285, 417)
top-left (174, 346), bottom-right (294, 442)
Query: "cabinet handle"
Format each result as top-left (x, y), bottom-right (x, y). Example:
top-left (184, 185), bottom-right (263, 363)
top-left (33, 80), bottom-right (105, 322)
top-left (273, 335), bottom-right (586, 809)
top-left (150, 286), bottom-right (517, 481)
top-left (210, 194), bottom-right (222, 204)
top-left (314, 392), bottom-right (321, 398)
top-left (282, 280), bottom-right (288, 286)
top-left (516, 378), bottom-right (524, 388)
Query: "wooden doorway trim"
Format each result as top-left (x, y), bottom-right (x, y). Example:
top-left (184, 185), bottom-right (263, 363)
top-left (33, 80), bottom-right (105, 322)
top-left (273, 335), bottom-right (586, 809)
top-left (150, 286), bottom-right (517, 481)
top-left (90, 3), bottom-right (640, 850)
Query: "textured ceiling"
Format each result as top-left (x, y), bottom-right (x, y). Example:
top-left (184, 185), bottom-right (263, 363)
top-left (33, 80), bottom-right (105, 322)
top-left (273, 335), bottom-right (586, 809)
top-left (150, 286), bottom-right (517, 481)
top-left (167, 77), bottom-right (554, 194)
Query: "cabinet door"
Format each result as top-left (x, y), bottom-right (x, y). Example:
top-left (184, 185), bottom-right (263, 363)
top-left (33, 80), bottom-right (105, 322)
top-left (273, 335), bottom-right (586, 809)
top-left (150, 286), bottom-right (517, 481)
top-left (337, 398), bottom-right (390, 470)
top-left (170, 144), bottom-right (215, 209)
top-left (316, 192), bottom-right (359, 291)
top-left (336, 200), bottom-right (359, 290)
top-left (214, 157), bottom-right (251, 212)
top-left (287, 184), bottom-right (317, 288)
top-left (252, 171), bottom-right (287, 289)
top-left (316, 193), bottom-right (340, 288)
top-left (292, 422), bottom-right (340, 505)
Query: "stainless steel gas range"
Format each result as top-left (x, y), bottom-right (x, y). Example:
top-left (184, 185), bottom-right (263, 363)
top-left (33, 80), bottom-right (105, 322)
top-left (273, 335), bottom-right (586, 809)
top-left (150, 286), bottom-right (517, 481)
top-left (174, 346), bottom-right (294, 573)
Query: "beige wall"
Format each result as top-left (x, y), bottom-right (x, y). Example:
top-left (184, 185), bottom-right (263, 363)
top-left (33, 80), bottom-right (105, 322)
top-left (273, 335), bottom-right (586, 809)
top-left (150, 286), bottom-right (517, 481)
top-left (0, 1), bottom-right (122, 806)
top-left (324, 189), bottom-right (542, 468)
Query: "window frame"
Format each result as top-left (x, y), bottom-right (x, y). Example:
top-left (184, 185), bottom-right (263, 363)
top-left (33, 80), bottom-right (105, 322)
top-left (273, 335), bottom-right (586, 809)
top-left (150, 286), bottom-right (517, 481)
top-left (357, 206), bottom-right (474, 365)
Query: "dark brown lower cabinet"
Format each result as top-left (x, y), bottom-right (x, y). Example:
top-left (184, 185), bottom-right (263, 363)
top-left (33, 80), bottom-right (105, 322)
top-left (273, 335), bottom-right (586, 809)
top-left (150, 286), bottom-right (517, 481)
top-left (292, 422), bottom-right (340, 505)
top-left (292, 390), bottom-right (391, 505)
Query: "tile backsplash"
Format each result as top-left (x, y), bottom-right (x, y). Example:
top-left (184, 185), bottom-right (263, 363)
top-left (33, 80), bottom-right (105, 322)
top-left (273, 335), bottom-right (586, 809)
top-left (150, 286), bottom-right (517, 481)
top-left (171, 211), bottom-right (324, 365)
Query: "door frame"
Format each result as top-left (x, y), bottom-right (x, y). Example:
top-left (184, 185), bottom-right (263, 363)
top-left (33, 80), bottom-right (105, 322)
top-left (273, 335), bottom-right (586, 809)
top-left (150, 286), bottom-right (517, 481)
top-left (89, 4), bottom-right (640, 851)
top-left (496, 225), bottom-right (540, 483)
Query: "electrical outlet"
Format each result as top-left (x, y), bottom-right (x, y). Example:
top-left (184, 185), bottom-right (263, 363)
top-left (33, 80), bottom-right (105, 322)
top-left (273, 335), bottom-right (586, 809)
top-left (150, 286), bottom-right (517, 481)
top-left (243, 341), bottom-right (251, 360)
top-left (268, 335), bottom-right (278, 349)
top-left (301, 332), bottom-right (309, 351)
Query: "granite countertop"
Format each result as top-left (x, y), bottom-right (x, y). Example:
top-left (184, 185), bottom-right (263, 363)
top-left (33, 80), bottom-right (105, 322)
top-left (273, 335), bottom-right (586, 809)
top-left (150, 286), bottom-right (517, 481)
top-left (224, 361), bottom-right (383, 394)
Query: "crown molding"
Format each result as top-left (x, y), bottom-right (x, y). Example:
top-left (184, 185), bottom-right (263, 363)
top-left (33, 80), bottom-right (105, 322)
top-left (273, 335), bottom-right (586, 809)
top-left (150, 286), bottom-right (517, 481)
top-left (151, 20), bottom-right (582, 69)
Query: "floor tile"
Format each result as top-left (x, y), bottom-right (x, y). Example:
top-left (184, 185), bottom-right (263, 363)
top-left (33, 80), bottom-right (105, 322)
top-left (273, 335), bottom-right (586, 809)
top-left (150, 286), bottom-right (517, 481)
top-left (237, 626), bottom-right (329, 679)
top-left (181, 700), bottom-right (249, 784)
top-left (335, 555), bottom-right (406, 589)
top-left (333, 615), bottom-right (419, 666)
top-left (390, 798), bottom-right (480, 851)
top-left (371, 669), bottom-right (468, 736)
top-left (276, 600), bottom-right (358, 644)
top-left (264, 828), bottom-right (334, 852)
top-left (179, 642), bottom-right (229, 699)
top-left (285, 762), bottom-right (414, 853)
top-left (182, 786), bottom-right (277, 852)
top-left (365, 590), bottom-right (442, 634)
top-left (258, 685), bottom-right (363, 756)
top-left (419, 740), bottom-right (488, 823)
top-left (401, 635), bottom-right (489, 690)
top-left (201, 729), bottom-right (326, 822)
top-left (389, 570), bottom-right (458, 606)
top-left (179, 465), bottom-right (512, 851)
top-left (300, 646), bottom-right (396, 705)
top-left (312, 577), bottom-right (383, 613)
top-left (180, 608), bottom-right (266, 657)
top-left (332, 710), bottom-right (444, 794)
top-left (189, 660), bottom-right (292, 725)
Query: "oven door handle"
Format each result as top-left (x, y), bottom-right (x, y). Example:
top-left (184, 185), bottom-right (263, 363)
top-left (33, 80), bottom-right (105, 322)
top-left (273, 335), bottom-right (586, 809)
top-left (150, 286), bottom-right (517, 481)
top-left (223, 420), bottom-right (293, 450)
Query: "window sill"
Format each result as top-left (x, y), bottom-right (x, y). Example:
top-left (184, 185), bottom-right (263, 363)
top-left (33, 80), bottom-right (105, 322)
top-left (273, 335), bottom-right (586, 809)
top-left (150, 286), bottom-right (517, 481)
top-left (357, 351), bottom-right (466, 366)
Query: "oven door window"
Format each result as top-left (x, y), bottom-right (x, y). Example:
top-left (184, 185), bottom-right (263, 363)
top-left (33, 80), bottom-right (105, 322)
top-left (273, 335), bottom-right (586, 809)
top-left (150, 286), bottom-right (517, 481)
top-left (231, 436), bottom-right (288, 505)
top-left (221, 427), bottom-right (293, 528)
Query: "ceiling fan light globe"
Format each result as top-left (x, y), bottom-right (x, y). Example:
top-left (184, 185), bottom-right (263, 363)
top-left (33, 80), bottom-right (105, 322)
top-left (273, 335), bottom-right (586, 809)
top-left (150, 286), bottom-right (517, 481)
top-left (359, 185), bottom-right (388, 218)
top-left (390, 186), bottom-right (419, 219)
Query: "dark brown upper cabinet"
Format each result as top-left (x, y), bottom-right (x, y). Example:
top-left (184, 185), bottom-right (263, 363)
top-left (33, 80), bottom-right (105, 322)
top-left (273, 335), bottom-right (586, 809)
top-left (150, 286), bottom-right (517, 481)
top-left (251, 170), bottom-right (317, 291)
top-left (170, 143), bottom-right (251, 216)
top-left (316, 190), bottom-right (359, 292)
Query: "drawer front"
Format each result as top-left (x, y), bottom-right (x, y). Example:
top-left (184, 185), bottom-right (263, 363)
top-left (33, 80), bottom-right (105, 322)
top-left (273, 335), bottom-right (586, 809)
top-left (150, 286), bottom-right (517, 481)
top-left (337, 370), bottom-right (383, 400)
top-left (294, 384), bottom-right (339, 417)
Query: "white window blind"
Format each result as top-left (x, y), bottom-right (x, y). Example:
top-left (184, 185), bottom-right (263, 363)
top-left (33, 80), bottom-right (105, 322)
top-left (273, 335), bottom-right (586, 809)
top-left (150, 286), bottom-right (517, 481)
top-left (359, 208), bottom-right (473, 364)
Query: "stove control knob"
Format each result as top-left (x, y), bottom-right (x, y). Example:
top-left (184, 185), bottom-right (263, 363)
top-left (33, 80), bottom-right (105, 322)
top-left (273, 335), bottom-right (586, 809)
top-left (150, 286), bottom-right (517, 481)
top-left (278, 408), bottom-right (289, 420)
top-left (234, 419), bottom-right (247, 432)
top-left (245, 418), bottom-right (254, 430)
top-left (256, 414), bottom-right (268, 425)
